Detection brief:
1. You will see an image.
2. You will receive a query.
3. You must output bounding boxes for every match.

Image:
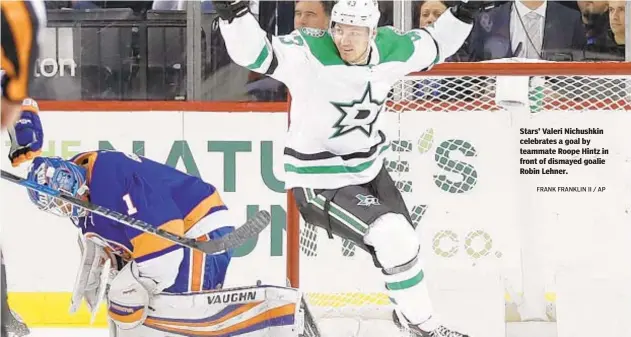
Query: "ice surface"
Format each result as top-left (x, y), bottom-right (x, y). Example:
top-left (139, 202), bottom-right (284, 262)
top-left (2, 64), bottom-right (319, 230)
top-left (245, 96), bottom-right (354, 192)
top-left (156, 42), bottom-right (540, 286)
top-left (28, 328), bottom-right (108, 337)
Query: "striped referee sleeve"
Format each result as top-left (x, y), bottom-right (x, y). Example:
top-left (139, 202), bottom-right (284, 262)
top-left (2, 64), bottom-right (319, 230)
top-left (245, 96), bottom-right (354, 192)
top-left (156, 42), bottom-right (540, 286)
top-left (1, 0), bottom-right (46, 102)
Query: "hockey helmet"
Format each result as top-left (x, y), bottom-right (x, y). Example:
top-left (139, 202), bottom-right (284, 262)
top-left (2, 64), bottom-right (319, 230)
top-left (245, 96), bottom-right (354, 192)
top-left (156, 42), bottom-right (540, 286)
top-left (26, 157), bottom-right (90, 224)
top-left (330, 0), bottom-right (381, 29)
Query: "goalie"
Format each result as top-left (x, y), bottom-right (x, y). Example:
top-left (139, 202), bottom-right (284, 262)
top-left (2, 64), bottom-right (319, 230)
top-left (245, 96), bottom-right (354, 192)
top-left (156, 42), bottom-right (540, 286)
top-left (23, 151), bottom-right (304, 337)
top-left (215, 0), bottom-right (493, 336)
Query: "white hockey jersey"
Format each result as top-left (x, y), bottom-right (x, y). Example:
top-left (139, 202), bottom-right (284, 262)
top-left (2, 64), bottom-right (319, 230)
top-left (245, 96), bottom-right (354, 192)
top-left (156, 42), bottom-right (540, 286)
top-left (219, 10), bottom-right (472, 189)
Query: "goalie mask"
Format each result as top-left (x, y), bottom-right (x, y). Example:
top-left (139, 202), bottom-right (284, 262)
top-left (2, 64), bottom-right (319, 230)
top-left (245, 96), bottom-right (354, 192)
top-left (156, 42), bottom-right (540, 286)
top-left (26, 157), bottom-right (90, 226)
top-left (330, 0), bottom-right (380, 64)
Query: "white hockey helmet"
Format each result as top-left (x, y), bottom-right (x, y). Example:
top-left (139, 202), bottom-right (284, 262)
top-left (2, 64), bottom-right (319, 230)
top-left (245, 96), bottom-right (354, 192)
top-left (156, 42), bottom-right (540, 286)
top-left (330, 0), bottom-right (381, 29)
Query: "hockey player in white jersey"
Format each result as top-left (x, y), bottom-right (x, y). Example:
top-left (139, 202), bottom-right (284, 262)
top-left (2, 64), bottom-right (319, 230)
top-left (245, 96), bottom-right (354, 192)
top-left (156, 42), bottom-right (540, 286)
top-left (214, 0), bottom-right (493, 336)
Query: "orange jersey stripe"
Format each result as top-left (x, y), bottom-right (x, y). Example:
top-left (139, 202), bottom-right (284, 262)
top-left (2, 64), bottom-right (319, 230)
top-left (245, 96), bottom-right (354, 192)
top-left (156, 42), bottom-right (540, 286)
top-left (72, 151), bottom-right (98, 183)
top-left (131, 219), bottom-right (184, 260)
top-left (190, 235), bottom-right (209, 292)
top-left (184, 191), bottom-right (226, 232)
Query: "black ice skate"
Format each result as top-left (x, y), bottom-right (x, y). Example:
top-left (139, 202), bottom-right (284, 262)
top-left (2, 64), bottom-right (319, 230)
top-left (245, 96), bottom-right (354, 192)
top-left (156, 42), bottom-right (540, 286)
top-left (392, 310), bottom-right (469, 337)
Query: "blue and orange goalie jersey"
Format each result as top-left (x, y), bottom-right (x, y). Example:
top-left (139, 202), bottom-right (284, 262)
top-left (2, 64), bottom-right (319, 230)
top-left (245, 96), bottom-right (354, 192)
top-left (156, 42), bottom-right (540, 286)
top-left (71, 150), bottom-right (234, 293)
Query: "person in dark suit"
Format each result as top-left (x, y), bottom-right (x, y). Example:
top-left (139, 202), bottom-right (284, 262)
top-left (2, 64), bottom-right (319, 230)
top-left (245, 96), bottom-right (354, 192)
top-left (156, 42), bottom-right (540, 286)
top-left (467, 0), bottom-right (586, 61)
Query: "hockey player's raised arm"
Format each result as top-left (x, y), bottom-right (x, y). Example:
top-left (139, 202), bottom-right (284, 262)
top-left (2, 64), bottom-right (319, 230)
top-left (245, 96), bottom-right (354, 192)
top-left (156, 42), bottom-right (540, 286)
top-left (215, 1), bottom-right (307, 84)
top-left (399, 1), bottom-right (493, 74)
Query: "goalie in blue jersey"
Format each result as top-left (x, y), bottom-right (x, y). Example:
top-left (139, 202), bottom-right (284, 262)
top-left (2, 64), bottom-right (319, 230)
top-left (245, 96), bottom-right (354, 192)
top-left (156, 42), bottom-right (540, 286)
top-left (23, 151), bottom-right (304, 337)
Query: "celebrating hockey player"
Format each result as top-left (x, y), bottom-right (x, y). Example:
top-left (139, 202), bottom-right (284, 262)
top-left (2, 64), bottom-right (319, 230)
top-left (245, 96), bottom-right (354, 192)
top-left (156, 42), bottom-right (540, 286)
top-left (215, 0), bottom-right (492, 336)
top-left (22, 150), bottom-right (303, 337)
top-left (2, 97), bottom-right (44, 337)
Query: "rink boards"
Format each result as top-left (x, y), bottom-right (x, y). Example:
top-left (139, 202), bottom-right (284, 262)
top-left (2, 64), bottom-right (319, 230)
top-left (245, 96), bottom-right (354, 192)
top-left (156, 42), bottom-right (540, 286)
top-left (2, 109), bottom-right (631, 329)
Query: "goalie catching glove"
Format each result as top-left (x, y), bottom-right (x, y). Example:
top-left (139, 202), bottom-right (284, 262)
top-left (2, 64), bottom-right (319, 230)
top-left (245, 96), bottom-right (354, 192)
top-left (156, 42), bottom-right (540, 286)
top-left (107, 261), bottom-right (159, 330)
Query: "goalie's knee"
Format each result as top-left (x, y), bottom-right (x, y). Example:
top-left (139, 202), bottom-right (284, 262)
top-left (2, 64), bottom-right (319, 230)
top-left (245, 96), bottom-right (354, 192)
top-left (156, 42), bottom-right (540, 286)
top-left (363, 213), bottom-right (420, 271)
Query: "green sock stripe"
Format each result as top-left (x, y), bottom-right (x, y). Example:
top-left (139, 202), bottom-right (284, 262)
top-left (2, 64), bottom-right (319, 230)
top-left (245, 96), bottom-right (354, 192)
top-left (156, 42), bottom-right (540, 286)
top-left (385, 270), bottom-right (424, 291)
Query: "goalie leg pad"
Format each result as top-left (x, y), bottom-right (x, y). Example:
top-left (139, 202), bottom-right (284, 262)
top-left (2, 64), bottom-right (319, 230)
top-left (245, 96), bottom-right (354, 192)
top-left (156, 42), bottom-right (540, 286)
top-left (107, 262), bottom-right (151, 330)
top-left (363, 213), bottom-right (437, 329)
top-left (114, 285), bottom-right (303, 337)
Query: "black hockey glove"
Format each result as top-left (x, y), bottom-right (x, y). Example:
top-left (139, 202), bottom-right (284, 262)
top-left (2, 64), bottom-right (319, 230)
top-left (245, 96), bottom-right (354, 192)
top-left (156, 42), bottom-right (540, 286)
top-left (450, 0), bottom-right (497, 24)
top-left (212, 0), bottom-right (250, 23)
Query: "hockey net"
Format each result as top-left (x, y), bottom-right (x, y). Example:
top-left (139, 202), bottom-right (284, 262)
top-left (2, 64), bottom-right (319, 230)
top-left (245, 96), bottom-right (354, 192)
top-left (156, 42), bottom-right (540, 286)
top-left (287, 60), bottom-right (631, 334)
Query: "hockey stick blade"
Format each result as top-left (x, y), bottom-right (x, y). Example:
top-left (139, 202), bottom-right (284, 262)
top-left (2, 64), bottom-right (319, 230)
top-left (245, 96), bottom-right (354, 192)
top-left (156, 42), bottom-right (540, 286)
top-left (1, 169), bottom-right (271, 255)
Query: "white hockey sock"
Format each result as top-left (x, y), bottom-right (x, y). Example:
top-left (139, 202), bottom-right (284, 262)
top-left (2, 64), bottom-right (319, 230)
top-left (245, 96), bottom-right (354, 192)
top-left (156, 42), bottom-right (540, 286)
top-left (384, 258), bottom-right (439, 331)
top-left (363, 213), bottom-right (439, 331)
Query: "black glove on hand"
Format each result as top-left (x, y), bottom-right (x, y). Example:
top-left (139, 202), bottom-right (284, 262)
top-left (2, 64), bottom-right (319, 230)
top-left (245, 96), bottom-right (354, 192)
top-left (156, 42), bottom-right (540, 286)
top-left (450, 0), bottom-right (497, 24)
top-left (212, 0), bottom-right (250, 23)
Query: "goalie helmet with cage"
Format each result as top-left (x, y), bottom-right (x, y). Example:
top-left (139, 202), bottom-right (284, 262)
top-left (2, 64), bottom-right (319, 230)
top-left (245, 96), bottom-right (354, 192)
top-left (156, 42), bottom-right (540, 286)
top-left (26, 157), bottom-right (90, 226)
top-left (329, 0), bottom-right (380, 64)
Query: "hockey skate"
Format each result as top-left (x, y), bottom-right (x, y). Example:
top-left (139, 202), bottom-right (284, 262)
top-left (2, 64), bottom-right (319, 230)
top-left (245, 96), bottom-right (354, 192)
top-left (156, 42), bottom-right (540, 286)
top-left (3, 309), bottom-right (30, 337)
top-left (392, 310), bottom-right (469, 337)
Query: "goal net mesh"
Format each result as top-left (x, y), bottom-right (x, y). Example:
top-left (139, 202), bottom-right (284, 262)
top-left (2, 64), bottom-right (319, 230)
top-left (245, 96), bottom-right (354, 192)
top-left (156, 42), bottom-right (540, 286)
top-left (294, 63), bottom-right (631, 331)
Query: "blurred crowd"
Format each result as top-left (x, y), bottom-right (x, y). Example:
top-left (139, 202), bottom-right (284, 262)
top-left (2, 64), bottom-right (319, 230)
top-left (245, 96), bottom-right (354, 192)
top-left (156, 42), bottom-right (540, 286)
top-left (34, 0), bottom-right (627, 101)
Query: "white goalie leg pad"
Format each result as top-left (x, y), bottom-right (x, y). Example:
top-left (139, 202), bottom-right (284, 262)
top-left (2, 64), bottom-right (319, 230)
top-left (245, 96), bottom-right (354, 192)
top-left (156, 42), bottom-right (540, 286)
top-left (70, 235), bottom-right (117, 323)
top-left (107, 262), bottom-right (151, 330)
top-left (114, 285), bottom-right (304, 337)
top-left (363, 213), bottom-right (438, 331)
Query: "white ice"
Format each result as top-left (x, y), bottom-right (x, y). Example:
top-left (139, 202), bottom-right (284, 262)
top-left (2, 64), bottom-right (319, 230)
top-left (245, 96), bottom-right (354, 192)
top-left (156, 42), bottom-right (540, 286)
top-left (27, 328), bottom-right (108, 337)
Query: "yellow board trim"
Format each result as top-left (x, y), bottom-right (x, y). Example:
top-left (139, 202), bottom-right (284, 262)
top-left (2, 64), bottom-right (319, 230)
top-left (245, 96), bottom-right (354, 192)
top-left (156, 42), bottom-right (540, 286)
top-left (8, 292), bottom-right (108, 327)
top-left (8, 291), bottom-right (558, 327)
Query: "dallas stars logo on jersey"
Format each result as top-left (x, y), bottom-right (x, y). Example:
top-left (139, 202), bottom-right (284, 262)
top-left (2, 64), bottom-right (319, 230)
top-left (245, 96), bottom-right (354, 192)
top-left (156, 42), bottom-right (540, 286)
top-left (356, 194), bottom-right (380, 206)
top-left (330, 83), bottom-right (385, 139)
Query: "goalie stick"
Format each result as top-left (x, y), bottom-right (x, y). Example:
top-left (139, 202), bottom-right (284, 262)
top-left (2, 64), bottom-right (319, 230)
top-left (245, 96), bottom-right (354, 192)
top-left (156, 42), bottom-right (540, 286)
top-left (1, 169), bottom-right (271, 255)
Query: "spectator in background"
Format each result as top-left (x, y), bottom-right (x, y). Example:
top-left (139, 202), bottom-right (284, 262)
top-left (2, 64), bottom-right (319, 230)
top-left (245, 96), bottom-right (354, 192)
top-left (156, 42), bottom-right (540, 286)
top-left (608, 0), bottom-right (625, 48)
top-left (576, 1), bottom-right (610, 49)
top-left (294, 0), bottom-right (333, 30)
top-left (576, 1), bottom-right (609, 16)
top-left (467, 0), bottom-right (586, 61)
top-left (414, 0), bottom-right (470, 61)
top-left (584, 0), bottom-right (625, 60)
top-left (377, 0), bottom-right (393, 26)
top-left (418, 0), bottom-right (448, 27)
